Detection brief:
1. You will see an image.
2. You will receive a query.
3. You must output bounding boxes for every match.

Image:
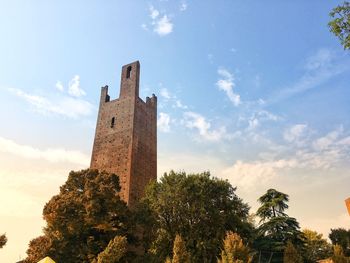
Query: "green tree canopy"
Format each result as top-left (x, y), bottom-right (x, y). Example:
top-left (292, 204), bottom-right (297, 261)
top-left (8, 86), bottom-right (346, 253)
top-left (25, 169), bottom-right (133, 263)
top-left (329, 1), bottom-right (350, 50)
top-left (254, 189), bottom-right (304, 263)
top-left (257, 189), bottom-right (289, 221)
top-left (97, 235), bottom-right (127, 263)
top-left (140, 171), bottom-right (252, 263)
top-left (0, 233), bottom-right (7, 249)
top-left (303, 229), bottom-right (332, 263)
top-left (329, 228), bottom-right (350, 257)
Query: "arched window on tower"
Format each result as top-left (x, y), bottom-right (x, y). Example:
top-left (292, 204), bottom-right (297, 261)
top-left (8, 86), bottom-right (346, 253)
top-left (126, 66), bottom-right (132, 79)
top-left (111, 117), bottom-right (115, 128)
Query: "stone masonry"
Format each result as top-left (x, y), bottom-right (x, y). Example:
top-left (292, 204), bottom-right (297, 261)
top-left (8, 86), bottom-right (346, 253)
top-left (90, 61), bottom-right (157, 207)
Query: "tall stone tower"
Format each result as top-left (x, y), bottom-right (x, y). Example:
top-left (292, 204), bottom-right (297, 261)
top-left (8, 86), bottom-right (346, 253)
top-left (90, 61), bottom-right (157, 207)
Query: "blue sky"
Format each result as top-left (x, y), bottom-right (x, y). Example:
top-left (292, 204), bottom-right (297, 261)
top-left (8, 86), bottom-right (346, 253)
top-left (1, 1), bottom-right (350, 261)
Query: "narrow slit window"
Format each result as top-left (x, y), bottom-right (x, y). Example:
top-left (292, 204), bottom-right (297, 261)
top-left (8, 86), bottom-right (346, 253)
top-left (126, 66), bottom-right (132, 78)
top-left (111, 117), bottom-right (115, 128)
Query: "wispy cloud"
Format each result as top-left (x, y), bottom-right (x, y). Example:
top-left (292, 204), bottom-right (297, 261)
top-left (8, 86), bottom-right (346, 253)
top-left (283, 124), bottom-right (309, 147)
top-left (183, 111), bottom-right (240, 142)
top-left (9, 75), bottom-right (94, 118)
top-left (159, 86), bottom-right (188, 109)
top-left (271, 48), bottom-right (350, 103)
top-left (175, 100), bottom-right (187, 109)
top-left (216, 68), bottom-right (241, 106)
top-left (158, 112), bottom-right (171, 132)
top-left (9, 88), bottom-right (94, 119)
top-left (247, 110), bottom-right (280, 130)
top-left (0, 136), bottom-right (89, 166)
top-left (223, 126), bottom-right (350, 190)
top-left (179, 2), bottom-right (187, 12)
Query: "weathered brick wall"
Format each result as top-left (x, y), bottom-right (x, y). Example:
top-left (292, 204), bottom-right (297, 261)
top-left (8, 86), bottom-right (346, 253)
top-left (90, 61), bottom-right (157, 207)
top-left (346, 197), bottom-right (350, 216)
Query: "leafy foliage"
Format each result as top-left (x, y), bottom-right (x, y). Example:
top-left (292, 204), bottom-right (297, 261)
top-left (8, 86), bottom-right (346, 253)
top-left (172, 235), bottom-right (191, 263)
top-left (303, 229), bottom-right (332, 263)
top-left (97, 235), bottom-right (127, 263)
top-left (218, 232), bottom-right (252, 263)
top-left (25, 169), bottom-right (132, 263)
top-left (140, 171), bottom-right (252, 263)
top-left (332, 244), bottom-right (350, 263)
top-left (329, 228), bottom-right (350, 257)
top-left (254, 189), bottom-right (304, 263)
top-left (24, 236), bottom-right (51, 263)
top-left (0, 233), bottom-right (7, 249)
top-left (329, 1), bottom-right (350, 49)
top-left (283, 241), bottom-right (303, 263)
top-left (257, 189), bottom-right (289, 220)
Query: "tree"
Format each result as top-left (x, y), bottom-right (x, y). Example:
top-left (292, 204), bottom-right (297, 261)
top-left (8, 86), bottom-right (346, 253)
top-left (0, 234), bottom-right (7, 249)
top-left (283, 241), bottom-right (303, 263)
top-left (303, 229), bottom-right (332, 263)
top-left (25, 169), bottom-right (133, 263)
top-left (254, 189), bottom-right (304, 263)
top-left (218, 232), bottom-right (252, 263)
top-left (97, 236), bottom-right (127, 263)
top-left (172, 235), bottom-right (191, 263)
top-left (140, 171), bottom-right (252, 263)
top-left (332, 244), bottom-right (350, 263)
top-left (329, 228), bottom-right (350, 257)
top-left (329, 1), bottom-right (350, 50)
top-left (24, 236), bottom-right (51, 263)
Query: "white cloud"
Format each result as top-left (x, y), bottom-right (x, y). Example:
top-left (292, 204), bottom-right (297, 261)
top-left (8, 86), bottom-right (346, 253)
top-left (0, 136), bottom-right (90, 166)
top-left (160, 87), bottom-right (172, 99)
top-left (149, 6), bottom-right (160, 19)
top-left (147, 6), bottom-right (173, 36)
top-left (9, 88), bottom-right (94, 119)
top-left (68, 75), bottom-right (86, 97)
top-left (158, 112), bottom-right (171, 132)
top-left (179, 2), bottom-right (187, 11)
top-left (222, 159), bottom-right (297, 190)
top-left (216, 68), bottom-right (241, 106)
top-left (175, 100), bottom-right (187, 109)
top-left (183, 111), bottom-right (228, 142)
top-left (154, 15), bottom-right (173, 36)
top-left (55, 81), bottom-right (64, 92)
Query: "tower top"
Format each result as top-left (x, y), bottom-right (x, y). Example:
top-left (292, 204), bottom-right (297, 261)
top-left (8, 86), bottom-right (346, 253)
top-left (119, 61), bottom-right (140, 99)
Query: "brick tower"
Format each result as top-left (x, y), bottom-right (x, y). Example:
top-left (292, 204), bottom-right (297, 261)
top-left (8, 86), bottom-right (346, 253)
top-left (90, 61), bottom-right (157, 207)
